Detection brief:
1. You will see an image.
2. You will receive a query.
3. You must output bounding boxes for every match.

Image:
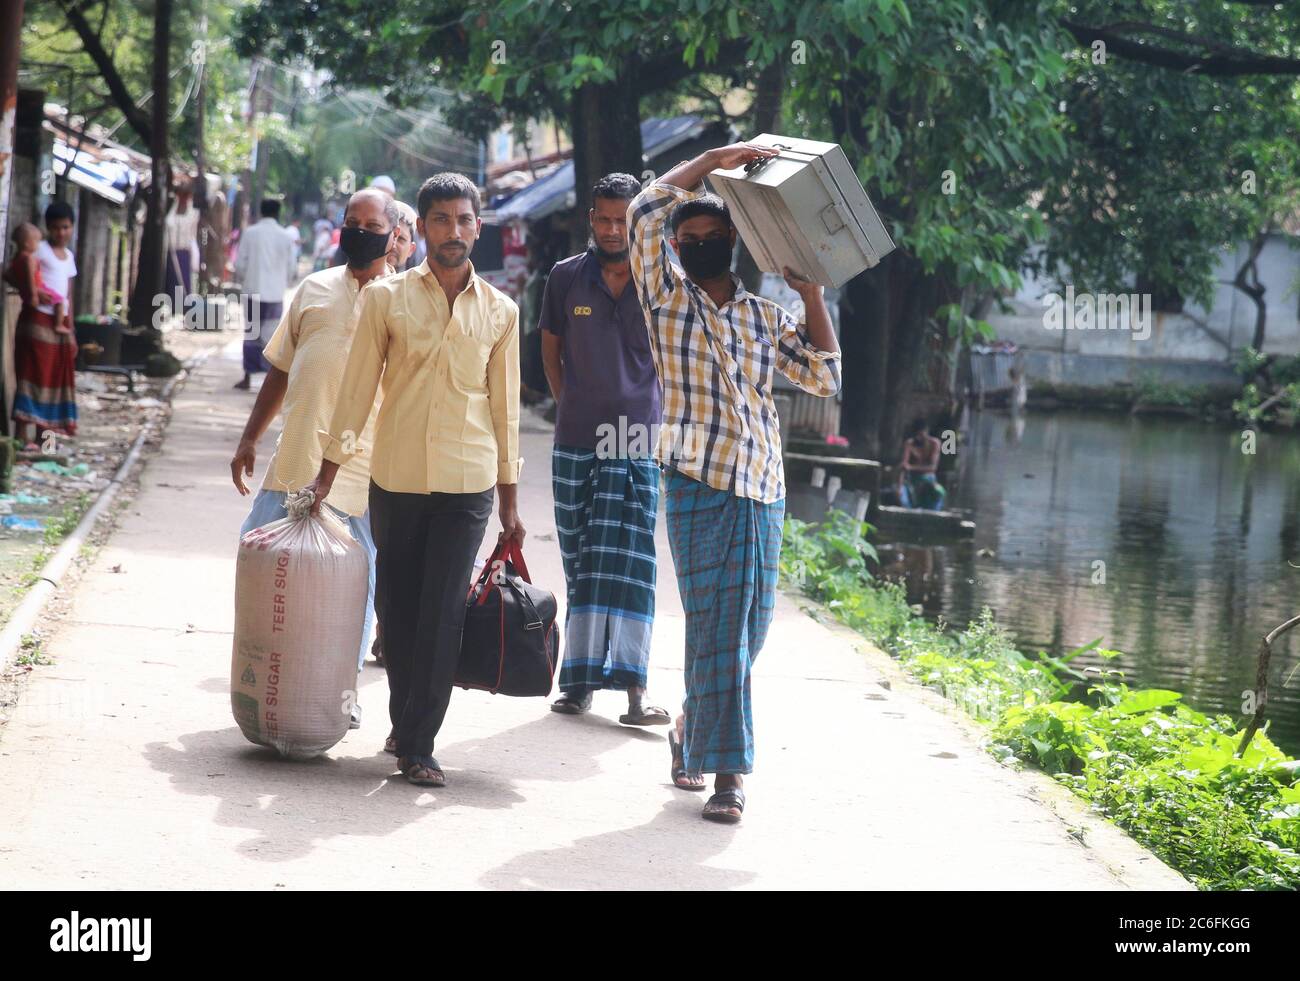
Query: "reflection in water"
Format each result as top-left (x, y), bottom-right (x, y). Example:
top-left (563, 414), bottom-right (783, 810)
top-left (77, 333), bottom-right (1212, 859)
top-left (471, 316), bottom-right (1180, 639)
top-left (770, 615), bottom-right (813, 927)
top-left (878, 409), bottom-right (1300, 755)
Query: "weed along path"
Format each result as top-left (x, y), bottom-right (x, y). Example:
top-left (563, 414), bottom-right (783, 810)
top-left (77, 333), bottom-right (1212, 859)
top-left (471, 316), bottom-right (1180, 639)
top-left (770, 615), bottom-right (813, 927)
top-left (0, 341), bottom-right (1190, 890)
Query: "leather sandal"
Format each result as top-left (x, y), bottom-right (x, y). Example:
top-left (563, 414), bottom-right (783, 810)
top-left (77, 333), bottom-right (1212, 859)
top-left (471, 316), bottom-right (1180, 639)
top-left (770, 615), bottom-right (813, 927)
top-left (668, 731), bottom-right (706, 791)
top-left (397, 755), bottom-right (445, 787)
top-left (550, 689), bottom-right (593, 715)
top-left (620, 699), bottom-right (671, 726)
top-left (702, 787), bottom-right (745, 824)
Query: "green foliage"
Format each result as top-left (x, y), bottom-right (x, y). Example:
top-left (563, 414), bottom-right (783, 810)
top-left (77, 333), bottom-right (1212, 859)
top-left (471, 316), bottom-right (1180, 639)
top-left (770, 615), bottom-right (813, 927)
top-left (1036, 1), bottom-right (1300, 312)
top-left (16, 634), bottom-right (52, 667)
top-left (43, 494), bottom-right (90, 547)
top-left (997, 670), bottom-right (1300, 890)
top-left (23, 0), bottom-right (254, 167)
top-left (1231, 349), bottom-right (1300, 424)
top-left (1233, 382), bottom-right (1300, 425)
top-left (785, 1), bottom-right (1071, 323)
top-left (782, 516), bottom-right (1300, 890)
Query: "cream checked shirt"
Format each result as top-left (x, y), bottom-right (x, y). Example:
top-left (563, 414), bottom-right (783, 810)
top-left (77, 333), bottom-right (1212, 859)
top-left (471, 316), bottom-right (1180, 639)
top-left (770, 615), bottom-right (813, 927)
top-left (322, 259), bottom-right (522, 494)
top-left (261, 263), bottom-right (385, 516)
top-left (628, 181), bottom-right (842, 503)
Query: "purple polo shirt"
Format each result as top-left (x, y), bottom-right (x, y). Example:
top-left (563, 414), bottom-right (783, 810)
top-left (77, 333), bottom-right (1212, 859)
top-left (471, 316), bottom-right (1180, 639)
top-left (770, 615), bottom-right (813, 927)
top-left (539, 249), bottom-right (661, 451)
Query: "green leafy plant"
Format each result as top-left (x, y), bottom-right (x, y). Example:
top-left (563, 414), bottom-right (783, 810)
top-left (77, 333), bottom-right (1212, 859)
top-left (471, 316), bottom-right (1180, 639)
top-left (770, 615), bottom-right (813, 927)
top-left (15, 634), bottom-right (52, 667)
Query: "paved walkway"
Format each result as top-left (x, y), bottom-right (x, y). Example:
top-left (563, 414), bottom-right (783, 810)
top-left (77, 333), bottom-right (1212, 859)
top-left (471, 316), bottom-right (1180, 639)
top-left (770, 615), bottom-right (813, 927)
top-left (0, 340), bottom-right (1190, 889)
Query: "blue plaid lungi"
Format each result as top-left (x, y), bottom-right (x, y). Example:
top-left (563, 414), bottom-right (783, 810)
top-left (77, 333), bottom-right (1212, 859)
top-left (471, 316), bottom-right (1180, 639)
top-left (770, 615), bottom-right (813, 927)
top-left (552, 445), bottom-right (659, 691)
top-left (664, 469), bottom-right (784, 776)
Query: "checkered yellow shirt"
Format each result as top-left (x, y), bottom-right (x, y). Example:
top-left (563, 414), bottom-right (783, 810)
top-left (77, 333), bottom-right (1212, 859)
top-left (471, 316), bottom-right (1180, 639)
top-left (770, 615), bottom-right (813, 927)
top-left (628, 181), bottom-right (842, 503)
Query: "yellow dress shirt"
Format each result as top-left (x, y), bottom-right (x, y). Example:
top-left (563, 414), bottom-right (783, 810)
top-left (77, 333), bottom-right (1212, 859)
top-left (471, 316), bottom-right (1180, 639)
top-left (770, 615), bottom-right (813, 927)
top-left (322, 259), bottom-right (523, 494)
top-left (261, 264), bottom-right (385, 517)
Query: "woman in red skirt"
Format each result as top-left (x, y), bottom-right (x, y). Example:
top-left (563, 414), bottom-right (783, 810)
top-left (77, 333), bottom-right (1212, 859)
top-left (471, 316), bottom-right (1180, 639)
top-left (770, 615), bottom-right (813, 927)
top-left (7, 202), bottom-right (79, 447)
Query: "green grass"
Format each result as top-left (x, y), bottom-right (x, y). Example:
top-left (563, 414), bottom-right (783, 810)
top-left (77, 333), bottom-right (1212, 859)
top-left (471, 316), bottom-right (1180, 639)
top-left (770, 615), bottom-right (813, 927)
top-left (15, 634), bottom-right (51, 667)
top-left (781, 510), bottom-right (1300, 890)
top-left (42, 494), bottom-right (91, 547)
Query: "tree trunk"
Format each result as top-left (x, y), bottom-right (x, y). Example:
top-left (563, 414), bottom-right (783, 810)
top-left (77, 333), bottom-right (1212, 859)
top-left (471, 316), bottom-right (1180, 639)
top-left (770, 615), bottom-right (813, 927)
top-left (251, 73), bottom-right (272, 218)
top-left (0, 0), bottom-right (24, 251)
top-left (127, 0), bottom-right (173, 332)
top-left (839, 262), bottom-right (892, 458)
top-left (1, 0), bottom-right (25, 438)
top-left (61, 0), bottom-right (152, 146)
top-left (838, 247), bottom-right (961, 460)
top-left (1236, 231), bottom-right (1269, 352)
top-left (569, 72), bottom-right (643, 254)
top-left (883, 261), bottom-right (958, 451)
top-left (194, 13), bottom-right (208, 292)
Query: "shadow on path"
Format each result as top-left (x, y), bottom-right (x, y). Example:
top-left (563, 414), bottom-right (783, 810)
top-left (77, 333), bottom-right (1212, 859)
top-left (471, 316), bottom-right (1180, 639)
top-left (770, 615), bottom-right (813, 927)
top-left (143, 712), bottom-right (663, 864)
top-left (481, 799), bottom-right (752, 890)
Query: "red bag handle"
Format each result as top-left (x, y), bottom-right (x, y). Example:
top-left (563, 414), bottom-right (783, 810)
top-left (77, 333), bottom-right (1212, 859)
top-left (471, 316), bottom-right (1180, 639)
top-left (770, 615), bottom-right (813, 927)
top-left (469, 540), bottom-right (532, 606)
top-left (468, 541), bottom-right (506, 604)
top-left (503, 539), bottom-right (531, 583)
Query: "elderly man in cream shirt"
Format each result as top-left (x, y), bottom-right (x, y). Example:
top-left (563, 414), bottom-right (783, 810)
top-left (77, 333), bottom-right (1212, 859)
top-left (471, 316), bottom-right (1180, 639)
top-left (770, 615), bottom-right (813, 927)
top-left (229, 188), bottom-right (401, 731)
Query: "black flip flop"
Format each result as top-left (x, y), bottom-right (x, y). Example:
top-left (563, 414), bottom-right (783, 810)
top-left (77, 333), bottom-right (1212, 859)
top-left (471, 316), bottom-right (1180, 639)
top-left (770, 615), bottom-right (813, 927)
top-left (702, 787), bottom-right (745, 824)
top-left (383, 730), bottom-right (398, 755)
top-left (550, 690), bottom-right (593, 715)
top-left (620, 701), bottom-right (672, 726)
top-left (668, 730), bottom-right (706, 791)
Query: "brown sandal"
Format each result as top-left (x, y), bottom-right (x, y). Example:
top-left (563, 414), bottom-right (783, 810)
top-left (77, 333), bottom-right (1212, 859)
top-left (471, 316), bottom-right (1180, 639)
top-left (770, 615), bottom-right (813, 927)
top-left (620, 701), bottom-right (672, 726)
top-left (702, 787), bottom-right (745, 824)
top-left (668, 731), bottom-right (706, 791)
top-left (397, 755), bottom-right (445, 787)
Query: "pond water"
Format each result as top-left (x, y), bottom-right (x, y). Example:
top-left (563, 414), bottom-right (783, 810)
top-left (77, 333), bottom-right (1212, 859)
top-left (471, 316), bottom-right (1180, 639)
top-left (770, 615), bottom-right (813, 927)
top-left (875, 408), bottom-right (1300, 756)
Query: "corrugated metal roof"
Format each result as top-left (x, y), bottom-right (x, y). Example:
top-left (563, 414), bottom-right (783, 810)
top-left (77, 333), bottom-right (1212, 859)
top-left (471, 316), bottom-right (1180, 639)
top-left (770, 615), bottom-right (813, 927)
top-left (492, 115), bottom-right (708, 222)
top-left (43, 105), bottom-right (149, 205)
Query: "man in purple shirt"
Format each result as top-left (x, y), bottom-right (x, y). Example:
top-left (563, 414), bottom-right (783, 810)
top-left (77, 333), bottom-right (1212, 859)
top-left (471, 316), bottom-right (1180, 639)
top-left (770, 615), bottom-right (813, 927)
top-left (541, 173), bottom-right (677, 736)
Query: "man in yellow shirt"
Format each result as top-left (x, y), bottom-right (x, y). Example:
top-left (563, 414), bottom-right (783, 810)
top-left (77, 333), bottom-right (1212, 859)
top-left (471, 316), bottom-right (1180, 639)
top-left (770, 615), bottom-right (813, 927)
top-left (229, 187), bottom-right (399, 714)
top-left (307, 173), bottom-right (524, 788)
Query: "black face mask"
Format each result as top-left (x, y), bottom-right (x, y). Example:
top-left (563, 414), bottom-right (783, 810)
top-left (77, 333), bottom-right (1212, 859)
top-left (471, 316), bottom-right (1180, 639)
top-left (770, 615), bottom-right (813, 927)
top-left (339, 226), bottom-right (391, 267)
top-left (677, 236), bottom-right (733, 281)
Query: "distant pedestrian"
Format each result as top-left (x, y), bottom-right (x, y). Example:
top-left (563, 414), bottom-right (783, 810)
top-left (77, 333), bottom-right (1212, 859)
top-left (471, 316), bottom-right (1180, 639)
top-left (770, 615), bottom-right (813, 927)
top-left (200, 176), bottom-right (230, 291)
top-left (387, 201), bottom-right (418, 272)
top-left (287, 219), bottom-right (303, 265)
top-left (234, 198), bottom-right (297, 390)
top-left (165, 176), bottom-right (199, 306)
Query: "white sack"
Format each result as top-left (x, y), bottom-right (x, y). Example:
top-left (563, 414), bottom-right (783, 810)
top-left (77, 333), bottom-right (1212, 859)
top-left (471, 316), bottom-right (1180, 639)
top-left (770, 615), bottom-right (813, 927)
top-left (231, 493), bottom-right (367, 759)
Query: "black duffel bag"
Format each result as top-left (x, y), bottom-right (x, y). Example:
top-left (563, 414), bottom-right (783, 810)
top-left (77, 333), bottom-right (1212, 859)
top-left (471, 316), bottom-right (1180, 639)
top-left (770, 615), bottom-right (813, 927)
top-left (456, 541), bottom-right (561, 697)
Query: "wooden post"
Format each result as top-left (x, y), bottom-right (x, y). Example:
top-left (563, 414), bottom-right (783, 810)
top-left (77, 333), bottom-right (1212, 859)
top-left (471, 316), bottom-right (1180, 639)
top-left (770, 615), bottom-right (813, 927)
top-left (1236, 614), bottom-right (1300, 757)
top-left (0, 0), bottom-right (26, 439)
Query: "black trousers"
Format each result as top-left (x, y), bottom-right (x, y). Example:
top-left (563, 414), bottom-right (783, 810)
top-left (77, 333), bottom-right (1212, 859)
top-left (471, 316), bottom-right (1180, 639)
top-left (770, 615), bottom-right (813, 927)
top-left (369, 480), bottom-right (494, 759)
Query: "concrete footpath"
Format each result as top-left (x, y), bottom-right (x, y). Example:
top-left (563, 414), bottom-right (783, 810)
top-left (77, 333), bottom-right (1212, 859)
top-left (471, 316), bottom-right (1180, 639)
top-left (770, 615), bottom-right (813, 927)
top-left (0, 340), bottom-right (1190, 890)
